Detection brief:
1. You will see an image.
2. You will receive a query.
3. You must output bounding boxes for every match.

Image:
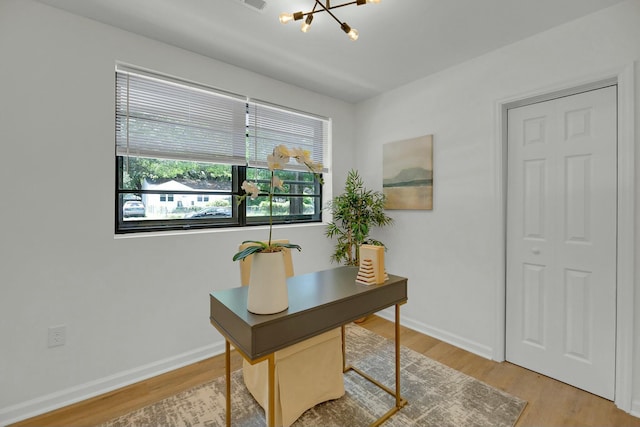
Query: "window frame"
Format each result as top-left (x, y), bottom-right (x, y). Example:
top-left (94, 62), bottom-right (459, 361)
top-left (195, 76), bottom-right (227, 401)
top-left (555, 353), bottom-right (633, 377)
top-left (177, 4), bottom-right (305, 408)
top-left (115, 65), bottom-right (328, 235)
top-left (115, 162), bottom-right (323, 234)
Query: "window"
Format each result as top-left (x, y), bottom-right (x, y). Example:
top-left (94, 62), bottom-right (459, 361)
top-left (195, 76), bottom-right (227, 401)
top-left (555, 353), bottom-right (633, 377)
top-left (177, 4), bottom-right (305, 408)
top-left (115, 66), bottom-right (328, 234)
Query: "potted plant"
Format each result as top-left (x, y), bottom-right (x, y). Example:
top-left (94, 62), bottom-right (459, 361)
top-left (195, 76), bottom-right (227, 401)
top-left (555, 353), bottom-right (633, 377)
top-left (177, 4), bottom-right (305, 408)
top-left (233, 144), bottom-right (322, 314)
top-left (325, 169), bottom-right (394, 267)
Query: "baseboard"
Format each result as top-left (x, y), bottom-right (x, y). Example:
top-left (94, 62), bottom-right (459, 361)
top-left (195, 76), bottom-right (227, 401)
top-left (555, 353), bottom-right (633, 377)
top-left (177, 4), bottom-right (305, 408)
top-left (5, 313), bottom-right (632, 425)
top-left (374, 308), bottom-right (494, 360)
top-left (631, 398), bottom-right (640, 418)
top-left (0, 342), bottom-right (225, 426)
top-left (376, 309), bottom-right (640, 418)
top-left (1, 310), bottom-right (492, 426)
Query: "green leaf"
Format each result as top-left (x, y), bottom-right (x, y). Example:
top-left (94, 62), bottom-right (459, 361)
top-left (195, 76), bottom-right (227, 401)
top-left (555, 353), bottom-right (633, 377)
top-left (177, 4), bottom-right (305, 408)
top-left (232, 240), bottom-right (302, 262)
top-left (240, 240), bottom-right (269, 248)
top-left (270, 242), bottom-right (302, 252)
top-left (232, 245), bottom-right (263, 262)
top-left (232, 241), bottom-right (268, 262)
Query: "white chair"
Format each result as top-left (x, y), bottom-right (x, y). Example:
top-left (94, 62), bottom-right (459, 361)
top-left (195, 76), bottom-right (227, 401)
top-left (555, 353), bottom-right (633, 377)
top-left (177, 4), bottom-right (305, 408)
top-left (238, 241), bottom-right (345, 427)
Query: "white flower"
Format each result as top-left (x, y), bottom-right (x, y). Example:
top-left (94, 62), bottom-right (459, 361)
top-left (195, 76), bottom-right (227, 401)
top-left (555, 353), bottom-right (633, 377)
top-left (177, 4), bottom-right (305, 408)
top-left (241, 181), bottom-right (260, 199)
top-left (291, 147), bottom-right (322, 174)
top-left (267, 154), bottom-right (286, 171)
top-left (273, 144), bottom-right (290, 159)
top-left (272, 175), bottom-right (285, 191)
top-left (291, 147), bottom-right (312, 164)
top-left (267, 145), bottom-right (290, 170)
top-left (307, 161), bottom-right (323, 174)
top-left (233, 144), bottom-right (323, 262)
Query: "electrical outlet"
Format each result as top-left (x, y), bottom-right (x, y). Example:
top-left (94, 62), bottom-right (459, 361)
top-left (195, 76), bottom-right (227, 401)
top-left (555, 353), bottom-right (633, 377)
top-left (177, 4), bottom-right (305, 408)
top-left (48, 325), bottom-right (66, 348)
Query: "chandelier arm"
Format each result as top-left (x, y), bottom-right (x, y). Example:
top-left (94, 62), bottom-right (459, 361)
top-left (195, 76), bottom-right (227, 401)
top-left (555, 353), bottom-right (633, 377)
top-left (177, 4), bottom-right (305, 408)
top-left (314, 0), bottom-right (344, 25)
top-left (282, 0), bottom-right (373, 39)
top-left (323, 1), bottom-right (364, 11)
top-left (295, 0), bottom-right (368, 18)
top-left (299, 2), bottom-right (318, 19)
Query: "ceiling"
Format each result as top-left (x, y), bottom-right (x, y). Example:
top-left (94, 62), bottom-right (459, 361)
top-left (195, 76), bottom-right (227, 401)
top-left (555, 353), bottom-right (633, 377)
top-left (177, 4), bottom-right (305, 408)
top-left (37, 0), bottom-right (625, 103)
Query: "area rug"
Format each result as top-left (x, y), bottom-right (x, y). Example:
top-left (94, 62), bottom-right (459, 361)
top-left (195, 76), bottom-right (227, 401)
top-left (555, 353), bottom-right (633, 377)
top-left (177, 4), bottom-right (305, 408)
top-left (102, 324), bottom-right (526, 427)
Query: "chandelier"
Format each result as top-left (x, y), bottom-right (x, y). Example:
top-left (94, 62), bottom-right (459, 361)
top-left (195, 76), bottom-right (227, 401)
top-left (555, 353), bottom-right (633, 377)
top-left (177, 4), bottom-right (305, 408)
top-left (279, 0), bottom-right (381, 41)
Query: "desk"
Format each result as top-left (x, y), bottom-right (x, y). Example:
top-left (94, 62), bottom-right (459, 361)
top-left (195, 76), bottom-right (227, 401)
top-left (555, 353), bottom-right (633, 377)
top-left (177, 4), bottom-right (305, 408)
top-left (209, 266), bottom-right (408, 426)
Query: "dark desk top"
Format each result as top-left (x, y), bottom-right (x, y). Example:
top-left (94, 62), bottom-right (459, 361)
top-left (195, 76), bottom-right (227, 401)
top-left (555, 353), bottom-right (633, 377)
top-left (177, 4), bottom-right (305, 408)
top-left (209, 266), bottom-right (408, 360)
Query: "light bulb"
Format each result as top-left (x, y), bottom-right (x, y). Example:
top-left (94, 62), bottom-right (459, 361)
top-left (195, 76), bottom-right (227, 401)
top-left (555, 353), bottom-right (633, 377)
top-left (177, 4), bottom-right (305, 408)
top-left (301, 14), bottom-right (313, 33)
top-left (279, 12), bottom-right (294, 24)
top-left (341, 22), bottom-right (359, 41)
top-left (367, 0), bottom-right (381, 3)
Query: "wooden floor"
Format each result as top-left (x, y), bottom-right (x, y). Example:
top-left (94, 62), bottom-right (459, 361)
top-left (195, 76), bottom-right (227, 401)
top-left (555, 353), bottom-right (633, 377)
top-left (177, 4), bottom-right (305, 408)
top-left (12, 315), bottom-right (640, 427)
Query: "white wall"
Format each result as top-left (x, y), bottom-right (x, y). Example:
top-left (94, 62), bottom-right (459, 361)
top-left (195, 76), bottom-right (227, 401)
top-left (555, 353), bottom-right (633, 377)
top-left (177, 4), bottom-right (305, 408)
top-left (0, 0), bottom-right (355, 423)
top-left (355, 0), bottom-right (639, 415)
top-left (2, 0), bottom-right (639, 423)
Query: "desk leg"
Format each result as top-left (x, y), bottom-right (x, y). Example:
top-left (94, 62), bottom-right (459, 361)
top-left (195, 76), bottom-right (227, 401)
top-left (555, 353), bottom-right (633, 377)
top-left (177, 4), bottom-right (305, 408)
top-left (395, 303), bottom-right (402, 408)
top-left (341, 325), bottom-right (346, 372)
top-left (343, 306), bottom-right (407, 427)
top-left (225, 340), bottom-right (231, 427)
top-left (267, 354), bottom-right (275, 427)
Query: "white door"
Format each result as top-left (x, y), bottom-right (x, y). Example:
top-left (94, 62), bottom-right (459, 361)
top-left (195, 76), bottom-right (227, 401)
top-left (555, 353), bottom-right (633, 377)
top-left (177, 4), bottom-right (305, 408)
top-left (505, 86), bottom-right (617, 399)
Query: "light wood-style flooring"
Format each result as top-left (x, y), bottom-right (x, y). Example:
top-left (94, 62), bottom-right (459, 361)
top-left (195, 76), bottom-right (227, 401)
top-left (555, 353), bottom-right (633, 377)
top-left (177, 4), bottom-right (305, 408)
top-left (11, 315), bottom-right (640, 427)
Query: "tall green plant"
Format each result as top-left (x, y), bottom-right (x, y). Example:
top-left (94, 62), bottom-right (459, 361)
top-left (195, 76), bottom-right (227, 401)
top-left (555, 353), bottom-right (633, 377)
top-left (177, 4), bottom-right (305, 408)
top-left (326, 169), bottom-right (394, 266)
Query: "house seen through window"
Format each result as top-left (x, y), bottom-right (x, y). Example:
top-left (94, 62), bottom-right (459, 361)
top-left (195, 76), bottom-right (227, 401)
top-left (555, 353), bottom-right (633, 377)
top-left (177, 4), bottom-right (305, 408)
top-left (115, 65), bottom-right (329, 234)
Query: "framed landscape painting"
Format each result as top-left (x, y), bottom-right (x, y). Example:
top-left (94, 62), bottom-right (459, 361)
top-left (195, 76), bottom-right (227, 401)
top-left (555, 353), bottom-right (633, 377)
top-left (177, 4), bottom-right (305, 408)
top-left (383, 135), bottom-right (433, 210)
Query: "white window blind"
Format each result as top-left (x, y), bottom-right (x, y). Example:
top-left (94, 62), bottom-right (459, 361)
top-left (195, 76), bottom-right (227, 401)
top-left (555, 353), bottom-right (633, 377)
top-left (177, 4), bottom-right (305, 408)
top-left (247, 100), bottom-right (328, 172)
top-left (116, 66), bottom-right (247, 165)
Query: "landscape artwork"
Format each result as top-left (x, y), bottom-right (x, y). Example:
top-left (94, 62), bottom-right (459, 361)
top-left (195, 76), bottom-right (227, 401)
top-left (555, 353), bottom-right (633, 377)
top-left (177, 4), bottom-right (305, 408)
top-left (383, 135), bottom-right (433, 210)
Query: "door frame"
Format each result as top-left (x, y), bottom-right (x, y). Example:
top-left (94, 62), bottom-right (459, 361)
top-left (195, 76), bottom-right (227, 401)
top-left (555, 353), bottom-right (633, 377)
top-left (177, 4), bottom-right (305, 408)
top-left (493, 63), bottom-right (636, 412)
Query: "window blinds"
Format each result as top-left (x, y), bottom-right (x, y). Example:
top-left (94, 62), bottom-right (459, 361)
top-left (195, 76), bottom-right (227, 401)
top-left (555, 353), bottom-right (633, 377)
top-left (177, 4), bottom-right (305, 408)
top-left (247, 100), bottom-right (328, 172)
top-left (115, 67), bottom-right (247, 165)
top-left (115, 66), bottom-right (328, 171)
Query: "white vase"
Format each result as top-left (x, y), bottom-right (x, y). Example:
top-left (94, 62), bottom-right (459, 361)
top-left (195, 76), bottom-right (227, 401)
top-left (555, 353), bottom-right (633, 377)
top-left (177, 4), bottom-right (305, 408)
top-left (247, 251), bottom-right (289, 314)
